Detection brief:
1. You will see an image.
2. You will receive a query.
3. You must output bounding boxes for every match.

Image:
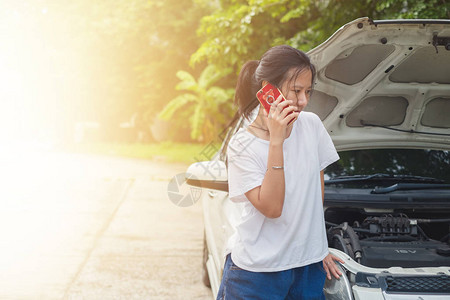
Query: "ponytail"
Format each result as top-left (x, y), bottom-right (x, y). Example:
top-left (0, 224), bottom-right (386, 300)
top-left (235, 60), bottom-right (260, 120)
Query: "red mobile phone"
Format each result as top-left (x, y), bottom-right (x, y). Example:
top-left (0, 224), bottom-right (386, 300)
top-left (256, 83), bottom-right (295, 124)
top-left (256, 83), bottom-right (286, 115)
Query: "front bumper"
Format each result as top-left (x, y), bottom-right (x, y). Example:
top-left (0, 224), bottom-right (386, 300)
top-left (325, 249), bottom-right (450, 300)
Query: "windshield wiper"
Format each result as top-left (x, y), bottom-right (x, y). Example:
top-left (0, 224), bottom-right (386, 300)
top-left (371, 183), bottom-right (450, 194)
top-left (326, 173), bottom-right (444, 184)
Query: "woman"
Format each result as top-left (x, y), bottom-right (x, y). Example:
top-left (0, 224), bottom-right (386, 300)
top-left (217, 45), bottom-right (344, 299)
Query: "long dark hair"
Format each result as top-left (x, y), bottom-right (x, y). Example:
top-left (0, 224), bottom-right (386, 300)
top-left (235, 45), bottom-right (316, 120)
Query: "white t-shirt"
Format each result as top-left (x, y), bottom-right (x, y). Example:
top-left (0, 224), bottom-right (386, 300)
top-left (226, 111), bottom-right (339, 272)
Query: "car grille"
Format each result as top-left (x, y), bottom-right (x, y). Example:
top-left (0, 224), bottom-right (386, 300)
top-left (384, 275), bottom-right (450, 294)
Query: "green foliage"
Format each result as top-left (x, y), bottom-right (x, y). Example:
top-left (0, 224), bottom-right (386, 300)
top-left (191, 0), bottom-right (450, 72)
top-left (190, 0), bottom-right (292, 69)
top-left (158, 65), bottom-right (234, 142)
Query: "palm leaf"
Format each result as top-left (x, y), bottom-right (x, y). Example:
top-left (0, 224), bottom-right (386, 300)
top-left (158, 94), bottom-right (197, 120)
top-left (176, 70), bottom-right (196, 85)
top-left (176, 81), bottom-right (199, 92)
top-left (176, 70), bottom-right (200, 92)
top-left (206, 87), bottom-right (234, 104)
top-left (190, 105), bottom-right (205, 141)
top-left (198, 65), bottom-right (232, 89)
top-left (197, 65), bottom-right (216, 89)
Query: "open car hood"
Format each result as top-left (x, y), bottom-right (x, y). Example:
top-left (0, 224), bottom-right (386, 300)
top-left (305, 17), bottom-right (450, 151)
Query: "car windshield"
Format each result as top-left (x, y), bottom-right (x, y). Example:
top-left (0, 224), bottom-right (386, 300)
top-left (324, 149), bottom-right (450, 186)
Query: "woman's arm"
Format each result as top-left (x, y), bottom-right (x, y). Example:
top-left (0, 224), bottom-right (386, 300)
top-left (244, 96), bottom-right (298, 218)
top-left (245, 142), bottom-right (285, 218)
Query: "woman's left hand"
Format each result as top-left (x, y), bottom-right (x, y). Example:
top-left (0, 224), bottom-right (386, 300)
top-left (323, 253), bottom-right (345, 280)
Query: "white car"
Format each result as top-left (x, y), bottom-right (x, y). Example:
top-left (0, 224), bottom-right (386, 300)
top-left (186, 17), bottom-right (450, 300)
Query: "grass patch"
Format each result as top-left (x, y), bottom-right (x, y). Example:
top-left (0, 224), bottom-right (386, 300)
top-left (63, 142), bottom-right (222, 164)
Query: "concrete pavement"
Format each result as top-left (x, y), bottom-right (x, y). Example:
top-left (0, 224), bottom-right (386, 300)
top-left (0, 152), bottom-right (212, 299)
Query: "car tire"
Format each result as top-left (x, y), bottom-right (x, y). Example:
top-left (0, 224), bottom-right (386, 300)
top-left (202, 232), bottom-right (211, 288)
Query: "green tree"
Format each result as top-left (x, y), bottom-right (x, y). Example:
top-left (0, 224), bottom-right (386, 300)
top-left (191, 0), bottom-right (450, 71)
top-left (158, 65), bottom-right (234, 142)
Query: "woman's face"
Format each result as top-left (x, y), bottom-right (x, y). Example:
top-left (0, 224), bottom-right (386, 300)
top-left (280, 68), bottom-right (312, 113)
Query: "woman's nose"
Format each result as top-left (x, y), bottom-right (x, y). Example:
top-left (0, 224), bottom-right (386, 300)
top-left (296, 92), bottom-right (308, 105)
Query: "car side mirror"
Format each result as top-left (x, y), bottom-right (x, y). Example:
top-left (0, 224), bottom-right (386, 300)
top-left (185, 161), bottom-right (228, 192)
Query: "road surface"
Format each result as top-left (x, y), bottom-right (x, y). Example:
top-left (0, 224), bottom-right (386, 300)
top-left (0, 151), bottom-right (212, 299)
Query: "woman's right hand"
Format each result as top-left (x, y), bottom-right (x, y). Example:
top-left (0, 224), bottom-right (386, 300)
top-left (263, 95), bottom-right (299, 144)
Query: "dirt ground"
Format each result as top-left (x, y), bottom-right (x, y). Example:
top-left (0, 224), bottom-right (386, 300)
top-left (0, 152), bottom-right (212, 299)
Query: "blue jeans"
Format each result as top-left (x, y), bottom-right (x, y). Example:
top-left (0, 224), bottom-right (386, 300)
top-left (216, 254), bottom-right (326, 300)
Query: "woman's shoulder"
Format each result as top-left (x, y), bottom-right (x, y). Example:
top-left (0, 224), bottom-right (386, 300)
top-left (299, 111), bottom-right (321, 122)
top-left (228, 128), bottom-right (266, 158)
top-left (295, 111), bottom-right (322, 131)
top-left (227, 128), bottom-right (253, 153)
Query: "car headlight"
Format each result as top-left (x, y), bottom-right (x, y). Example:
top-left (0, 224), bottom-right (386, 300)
top-left (323, 263), bottom-right (353, 300)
